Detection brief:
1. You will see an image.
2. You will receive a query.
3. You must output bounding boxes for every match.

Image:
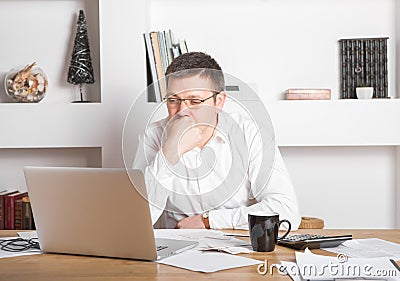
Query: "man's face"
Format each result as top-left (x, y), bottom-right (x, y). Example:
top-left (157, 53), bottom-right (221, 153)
top-left (165, 75), bottom-right (226, 126)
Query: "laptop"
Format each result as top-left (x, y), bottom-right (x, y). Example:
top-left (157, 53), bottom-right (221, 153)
top-left (23, 167), bottom-right (198, 260)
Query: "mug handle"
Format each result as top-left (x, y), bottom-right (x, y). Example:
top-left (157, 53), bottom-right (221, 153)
top-left (277, 219), bottom-right (291, 240)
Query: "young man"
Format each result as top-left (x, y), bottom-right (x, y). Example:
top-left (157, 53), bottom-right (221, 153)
top-left (133, 52), bottom-right (301, 229)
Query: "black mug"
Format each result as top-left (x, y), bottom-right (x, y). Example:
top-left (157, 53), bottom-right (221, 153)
top-left (248, 213), bottom-right (291, 252)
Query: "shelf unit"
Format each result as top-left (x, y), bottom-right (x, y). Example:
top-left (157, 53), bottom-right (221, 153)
top-left (268, 99), bottom-right (400, 147)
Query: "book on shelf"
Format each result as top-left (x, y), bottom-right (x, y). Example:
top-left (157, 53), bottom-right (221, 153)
top-left (143, 33), bottom-right (160, 103)
top-left (0, 189), bottom-right (18, 230)
top-left (4, 191), bottom-right (28, 230)
top-left (150, 31), bottom-right (167, 101)
top-left (143, 30), bottom-right (189, 102)
top-left (22, 196), bottom-right (35, 230)
top-left (285, 89), bottom-right (331, 100)
top-left (339, 37), bottom-right (388, 99)
top-left (285, 88), bottom-right (331, 94)
top-left (14, 199), bottom-right (23, 230)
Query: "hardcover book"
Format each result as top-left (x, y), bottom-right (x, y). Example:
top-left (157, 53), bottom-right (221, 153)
top-left (285, 89), bottom-right (331, 95)
top-left (14, 199), bottom-right (23, 230)
top-left (339, 37), bottom-right (388, 99)
top-left (0, 190), bottom-right (18, 230)
top-left (22, 197), bottom-right (35, 230)
top-left (285, 92), bottom-right (331, 100)
top-left (4, 191), bottom-right (28, 230)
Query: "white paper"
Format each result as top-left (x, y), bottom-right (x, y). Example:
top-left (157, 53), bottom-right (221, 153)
top-left (294, 248), bottom-right (399, 280)
top-left (157, 250), bottom-right (261, 273)
top-left (323, 238), bottom-right (400, 260)
top-left (154, 229), bottom-right (252, 254)
top-left (281, 261), bottom-right (306, 281)
top-left (17, 231), bottom-right (38, 240)
top-left (0, 237), bottom-right (42, 258)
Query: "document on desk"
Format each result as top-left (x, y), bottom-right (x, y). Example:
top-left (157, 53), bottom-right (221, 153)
top-left (322, 238), bottom-right (400, 260)
top-left (154, 229), bottom-right (260, 272)
top-left (154, 229), bottom-right (252, 254)
top-left (157, 250), bottom-right (262, 273)
top-left (281, 248), bottom-right (400, 281)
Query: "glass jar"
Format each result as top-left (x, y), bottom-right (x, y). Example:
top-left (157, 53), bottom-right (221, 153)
top-left (4, 63), bottom-right (48, 103)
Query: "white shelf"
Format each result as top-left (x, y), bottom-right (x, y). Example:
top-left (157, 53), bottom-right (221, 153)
top-left (0, 103), bottom-right (106, 148)
top-left (268, 99), bottom-right (400, 146)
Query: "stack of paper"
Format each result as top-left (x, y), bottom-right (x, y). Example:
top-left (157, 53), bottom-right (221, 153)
top-left (154, 229), bottom-right (261, 272)
top-left (323, 238), bottom-right (400, 260)
top-left (281, 248), bottom-right (399, 281)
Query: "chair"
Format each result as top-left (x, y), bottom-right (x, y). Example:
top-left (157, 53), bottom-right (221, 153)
top-left (299, 216), bottom-right (324, 229)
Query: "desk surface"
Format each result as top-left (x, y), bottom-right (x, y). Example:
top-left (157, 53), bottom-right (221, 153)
top-left (0, 229), bottom-right (399, 281)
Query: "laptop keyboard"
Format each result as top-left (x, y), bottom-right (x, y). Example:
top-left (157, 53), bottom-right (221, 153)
top-left (156, 245), bottom-right (168, 251)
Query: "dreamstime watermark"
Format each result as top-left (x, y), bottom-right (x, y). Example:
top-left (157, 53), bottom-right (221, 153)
top-left (257, 253), bottom-right (398, 278)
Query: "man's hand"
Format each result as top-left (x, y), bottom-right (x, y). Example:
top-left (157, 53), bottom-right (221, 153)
top-left (175, 214), bottom-right (206, 229)
top-left (163, 116), bottom-right (203, 165)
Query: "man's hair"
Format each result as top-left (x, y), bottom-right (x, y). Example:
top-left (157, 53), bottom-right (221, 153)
top-left (165, 52), bottom-right (225, 92)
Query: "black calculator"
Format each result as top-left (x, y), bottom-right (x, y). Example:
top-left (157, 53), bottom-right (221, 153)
top-left (278, 234), bottom-right (352, 250)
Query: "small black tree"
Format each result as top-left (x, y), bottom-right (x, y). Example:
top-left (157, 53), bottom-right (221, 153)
top-left (67, 10), bottom-right (95, 102)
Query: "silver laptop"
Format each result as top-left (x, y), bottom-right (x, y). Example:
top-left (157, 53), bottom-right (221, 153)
top-left (23, 167), bottom-right (198, 260)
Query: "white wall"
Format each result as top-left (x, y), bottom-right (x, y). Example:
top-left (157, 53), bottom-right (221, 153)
top-left (0, 148), bottom-right (101, 192)
top-left (281, 146), bottom-right (396, 228)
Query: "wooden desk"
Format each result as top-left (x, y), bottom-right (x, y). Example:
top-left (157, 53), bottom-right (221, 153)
top-left (0, 229), bottom-right (398, 281)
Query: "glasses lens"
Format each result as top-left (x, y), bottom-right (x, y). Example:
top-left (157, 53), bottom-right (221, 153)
top-left (189, 99), bottom-right (202, 106)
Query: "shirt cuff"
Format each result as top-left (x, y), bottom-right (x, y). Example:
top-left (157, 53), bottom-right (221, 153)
top-left (208, 209), bottom-right (234, 229)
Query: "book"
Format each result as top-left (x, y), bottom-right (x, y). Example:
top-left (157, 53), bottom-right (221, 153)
top-left (285, 92), bottom-right (331, 100)
top-left (285, 89), bottom-right (331, 95)
top-left (150, 31), bottom-right (167, 99)
top-left (4, 191), bottom-right (28, 230)
top-left (164, 30), bottom-right (174, 66)
top-left (14, 199), bottom-right (23, 230)
top-left (144, 33), bottom-right (161, 102)
top-left (339, 37), bottom-right (388, 99)
top-left (179, 39), bottom-right (188, 54)
top-left (0, 190), bottom-right (18, 230)
top-left (22, 197), bottom-right (35, 230)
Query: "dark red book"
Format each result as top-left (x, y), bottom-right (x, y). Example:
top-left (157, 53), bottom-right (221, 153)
top-left (0, 190), bottom-right (18, 230)
top-left (4, 192), bottom-right (28, 230)
top-left (14, 199), bottom-right (23, 230)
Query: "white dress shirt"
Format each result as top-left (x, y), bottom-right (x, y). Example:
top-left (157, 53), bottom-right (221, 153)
top-left (133, 111), bottom-right (301, 230)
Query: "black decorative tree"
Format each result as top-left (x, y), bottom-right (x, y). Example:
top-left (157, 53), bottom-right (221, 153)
top-left (67, 10), bottom-right (95, 102)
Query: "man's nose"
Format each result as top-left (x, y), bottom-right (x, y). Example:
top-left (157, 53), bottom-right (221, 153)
top-left (177, 100), bottom-right (190, 114)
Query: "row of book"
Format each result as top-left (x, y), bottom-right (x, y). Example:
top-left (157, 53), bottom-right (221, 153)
top-left (285, 88), bottom-right (331, 100)
top-left (0, 190), bottom-right (35, 230)
top-left (144, 30), bottom-right (189, 102)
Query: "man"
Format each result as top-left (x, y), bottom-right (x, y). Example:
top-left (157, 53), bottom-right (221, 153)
top-left (133, 52), bottom-right (301, 230)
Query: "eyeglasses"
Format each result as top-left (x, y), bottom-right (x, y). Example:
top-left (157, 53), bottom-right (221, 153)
top-left (163, 92), bottom-right (220, 108)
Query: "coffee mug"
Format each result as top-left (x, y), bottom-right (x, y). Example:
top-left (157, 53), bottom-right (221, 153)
top-left (248, 213), bottom-right (291, 252)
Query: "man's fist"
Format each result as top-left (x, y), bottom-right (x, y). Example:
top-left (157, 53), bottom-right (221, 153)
top-left (163, 116), bottom-right (204, 165)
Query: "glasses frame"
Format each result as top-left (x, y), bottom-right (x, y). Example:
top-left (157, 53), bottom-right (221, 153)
top-left (163, 91), bottom-right (220, 107)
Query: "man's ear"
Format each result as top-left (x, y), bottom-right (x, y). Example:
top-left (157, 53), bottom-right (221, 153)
top-left (215, 91), bottom-right (227, 111)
